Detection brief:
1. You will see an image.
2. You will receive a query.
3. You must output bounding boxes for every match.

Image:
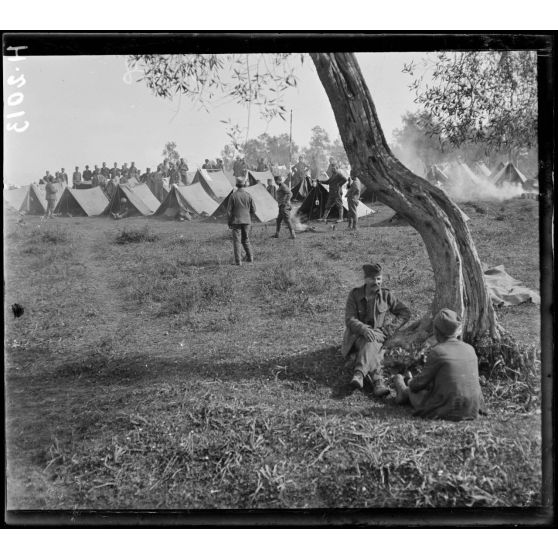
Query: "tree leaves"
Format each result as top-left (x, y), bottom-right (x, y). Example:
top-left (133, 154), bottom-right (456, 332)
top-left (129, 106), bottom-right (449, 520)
top-left (404, 51), bottom-right (538, 152)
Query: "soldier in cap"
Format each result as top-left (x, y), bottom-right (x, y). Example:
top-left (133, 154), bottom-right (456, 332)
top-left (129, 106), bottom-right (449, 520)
top-left (227, 176), bottom-right (256, 265)
top-left (82, 165), bottom-right (92, 182)
top-left (72, 166), bottom-right (82, 189)
top-left (392, 308), bottom-right (486, 421)
top-left (110, 162), bottom-right (119, 179)
top-left (343, 263), bottom-right (411, 396)
top-left (272, 175), bottom-right (296, 240)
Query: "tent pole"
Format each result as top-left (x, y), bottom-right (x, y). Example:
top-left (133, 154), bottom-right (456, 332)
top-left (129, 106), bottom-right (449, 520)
top-left (288, 109), bottom-right (293, 174)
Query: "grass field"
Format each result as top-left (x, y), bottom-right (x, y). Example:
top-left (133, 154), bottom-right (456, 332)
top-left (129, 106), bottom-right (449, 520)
top-left (4, 198), bottom-right (542, 510)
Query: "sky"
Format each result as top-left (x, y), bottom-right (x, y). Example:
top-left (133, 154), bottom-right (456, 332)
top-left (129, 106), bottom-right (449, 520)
top-left (3, 52), bottom-right (423, 186)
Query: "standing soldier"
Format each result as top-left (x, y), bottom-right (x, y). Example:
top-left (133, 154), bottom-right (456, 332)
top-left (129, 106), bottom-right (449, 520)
top-left (72, 166), bottom-right (82, 188)
top-left (110, 162), bottom-right (119, 179)
top-left (60, 168), bottom-right (69, 184)
top-left (346, 169), bottom-right (362, 231)
top-left (343, 263), bottom-right (411, 396)
top-left (266, 178), bottom-right (278, 200)
top-left (42, 170), bottom-right (54, 183)
top-left (169, 163), bottom-right (180, 185)
top-left (319, 164), bottom-right (347, 223)
top-left (129, 162), bottom-right (138, 178)
top-left (101, 162), bottom-right (110, 178)
top-left (227, 177), bottom-right (256, 266)
top-left (120, 162), bottom-right (129, 178)
top-left (44, 180), bottom-right (59, 219)
top-left (272, 175), bottom-right (296, 240)
top-left (178, 158), bottom-right (189, 183)
top-left (82, 165), bottom-right (92, 182)
top-left (326, 157), bottom-right (337, 178)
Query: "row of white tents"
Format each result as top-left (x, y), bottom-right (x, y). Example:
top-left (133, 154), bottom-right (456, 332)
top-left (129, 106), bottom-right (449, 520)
top-left (4, 168), bottom-right (375, 223)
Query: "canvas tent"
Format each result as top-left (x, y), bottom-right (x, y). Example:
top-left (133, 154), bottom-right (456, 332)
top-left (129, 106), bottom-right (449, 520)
top-left (491, 162), bottom-right (527, 187)
top-left (291, 176), bottom-right (312, 201)
top-left (155, 183), bottom-right (219, 219)
top-left (426, 164), bottom-right (449, 185)
top-left (473, 161), bottom-right (492, 178)
top-left (55, 186), bottom-right (109, 216)
top-left (211, 183), bottom-right (278, 223)
top-left (194, 169), bottom-right (234, 202)
top-left (297, 182), bottom-right (374, 220)
top-left (489, 161), bottom-right (505, 180)
top-left (103, 183), bottom-right (160, 217)
top-left (4, 186), bottom-right (31, 212)
top-left (247, 169), bottom-right (274, 186)
top-left (445, 162), bottom-right (486, 189)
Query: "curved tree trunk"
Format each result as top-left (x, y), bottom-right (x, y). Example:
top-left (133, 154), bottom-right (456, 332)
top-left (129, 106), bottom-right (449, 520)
top-left (310, 52), bottom-right (499, 343)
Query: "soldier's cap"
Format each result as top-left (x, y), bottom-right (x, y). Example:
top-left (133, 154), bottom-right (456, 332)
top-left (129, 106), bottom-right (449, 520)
top-left (433, 308), bottom-right (462, 337)
top-left (363, 263), bottom-right (382, 277)
top-left (235, 176), bottom-right (245, 186)
top-left (273, 175), bottom-right (284, 182)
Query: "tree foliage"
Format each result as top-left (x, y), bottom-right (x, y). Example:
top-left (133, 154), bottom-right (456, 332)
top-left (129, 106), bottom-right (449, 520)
top-left (403, 51), bottom-right (537, 153)
top-left (128, 54), bottom-right (302, 123)
top-left (162, 141), bottom-right (181, 163)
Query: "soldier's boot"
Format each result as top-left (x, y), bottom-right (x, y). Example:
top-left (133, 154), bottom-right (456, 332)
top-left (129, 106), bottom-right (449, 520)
top-left (392, 374), bottom-right (410, 405)
top-left (288, 223), bottom-right (296, 240)
top-left (244, 245), bottom-right (254, 264)
top-left (350, 370), bottom-right (364, 390)
top-left (371, 375), bottom-right (390, 398)
top-left (272, 224), bottom-right (280, 238)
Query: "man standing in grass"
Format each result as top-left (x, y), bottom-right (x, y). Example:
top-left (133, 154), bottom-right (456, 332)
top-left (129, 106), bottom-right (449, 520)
top-left (272, 175), bottom-right (296, 240)
top-left (392, 308), bottom-right (486, 421)
top-left (343, 263), bottom-right (411, 396)
top-left (44, 180), bottom-right (58, 219)
top-left (227, 176), bottom-right (256, 266)
top-left (346, 169), bottom-right (362, 231)
top-left (318, 164), bottom-right (347, 223)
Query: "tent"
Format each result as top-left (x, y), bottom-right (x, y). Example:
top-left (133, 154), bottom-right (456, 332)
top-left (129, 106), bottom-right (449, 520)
top-left (4, 186), bottom-right (31, 212)
top-left (102, 183), bottom-right (160, 217)
top-left (194, 169), bottom-right (234, 202)
top-left (489, 161), bottom-right (506, 180)
top-left (473, 161), bottom-right (492, 178)
top-left (297, 182), bottom-right (374, 220)
top-left (182, 171), bottom-right (197, 185)
top-left (426, 164), bottom-right (450, 185)
top-left (23, 184), bottom-right (48, 214)
top-left (491, 162), bottom-right (527, 187)
top-left (445, 162), bottom-right (486, 189)
top-left (55, 186), bottom-right (109, 216)
top-left (155, 182), bottom-right (219, 219)
top-left (247, 169), bottom-right (274, 186)
top-left (291, 176), bottom-right (312, 201)
top-left (211, 183), bottom-right (278, 223)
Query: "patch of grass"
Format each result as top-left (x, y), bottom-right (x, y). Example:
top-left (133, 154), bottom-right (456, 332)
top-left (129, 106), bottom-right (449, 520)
top-left (115, 226), bottom-right (159, 244)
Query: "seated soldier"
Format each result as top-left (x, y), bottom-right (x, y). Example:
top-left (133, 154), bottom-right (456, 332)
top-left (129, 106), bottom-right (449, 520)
top-left (111, 198), bottom-right (130, 220)
top-left (343, 263), bottom-right (410, 396)
top-left (392, 308), bottom-right (486, 421)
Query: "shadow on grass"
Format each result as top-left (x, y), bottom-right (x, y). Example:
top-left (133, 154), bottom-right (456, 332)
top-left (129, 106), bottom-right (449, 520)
top-left (19, 345), bottom-right (398, 407)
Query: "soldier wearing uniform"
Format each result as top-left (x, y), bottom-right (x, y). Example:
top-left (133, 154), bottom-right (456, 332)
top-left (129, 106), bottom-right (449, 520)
top-left (42, 170), bottom-right (54, 183)
top-left (110, 162), bottom-right (119, 179)
top-left (44, 181), bottom-right (58, 218)
top-left (326, 157), bottom-right (337, 178)
top-left (82, 165), bottom-right (92, 182)
top-left (272, 175), bottom-right (296, 240)
top-left (346, 169), bottom-right (362, 230)
top-left (227, 176), bottom-right (256, 266)
top-left (101, 162), bottom-right (110, 178)
top-left (60, 168), bottom-right (69, 184)
top-left (72, 166), bottom-right (82, 188)
top-left (392, 309), bottom-right (486, 421)
top-left (319, 164), bottom-right (347, 223)
top-left (343, 263), bottom-right (410, 396)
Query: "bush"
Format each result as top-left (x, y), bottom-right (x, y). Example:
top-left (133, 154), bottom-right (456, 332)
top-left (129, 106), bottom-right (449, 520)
top-left (115, 226), bottom-right (159, 244)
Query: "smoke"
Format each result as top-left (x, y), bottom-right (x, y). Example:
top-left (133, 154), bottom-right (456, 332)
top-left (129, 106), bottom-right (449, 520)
top-left (393, 140), bottom-right (528, 202)
top-left (439, 174), bottom-right (525, 202)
